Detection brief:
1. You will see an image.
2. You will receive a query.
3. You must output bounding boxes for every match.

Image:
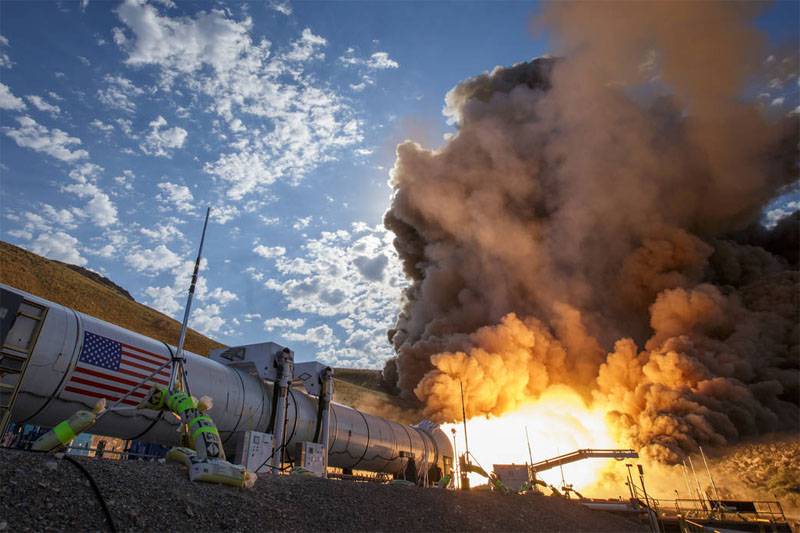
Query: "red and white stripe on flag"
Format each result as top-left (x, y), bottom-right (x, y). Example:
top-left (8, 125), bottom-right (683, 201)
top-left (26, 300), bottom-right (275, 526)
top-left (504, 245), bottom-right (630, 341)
top-left (63, 331), bottom-right (172, 406)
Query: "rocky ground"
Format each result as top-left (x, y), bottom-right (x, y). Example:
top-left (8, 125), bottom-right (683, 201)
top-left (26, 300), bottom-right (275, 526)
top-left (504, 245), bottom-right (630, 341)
top-left (0, 448), bottom-right (644, 532)
top-left (710, 432), bottom-right (800, 516)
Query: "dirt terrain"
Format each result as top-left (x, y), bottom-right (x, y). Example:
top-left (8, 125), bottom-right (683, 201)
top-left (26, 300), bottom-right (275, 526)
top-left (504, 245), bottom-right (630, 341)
top-left (0, 448), bottom-right (644, 533)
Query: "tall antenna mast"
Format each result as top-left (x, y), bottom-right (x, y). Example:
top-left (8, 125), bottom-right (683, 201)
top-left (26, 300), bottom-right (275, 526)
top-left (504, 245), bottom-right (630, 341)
top-left (169, 206), bottom-right (211, 392)
top-left (459, 379), bottom-right (470, 460)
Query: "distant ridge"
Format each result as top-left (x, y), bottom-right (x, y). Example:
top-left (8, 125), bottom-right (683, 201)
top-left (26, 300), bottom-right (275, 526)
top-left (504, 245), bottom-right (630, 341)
top-left (0, 240), bottom-right (223, 356)
top-left (58, 261), bottom-right (136, 302)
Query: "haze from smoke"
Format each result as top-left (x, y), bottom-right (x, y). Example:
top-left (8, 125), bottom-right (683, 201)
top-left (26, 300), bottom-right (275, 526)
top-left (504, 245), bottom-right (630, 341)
top-left (383, 2), bottom-right (799, 463)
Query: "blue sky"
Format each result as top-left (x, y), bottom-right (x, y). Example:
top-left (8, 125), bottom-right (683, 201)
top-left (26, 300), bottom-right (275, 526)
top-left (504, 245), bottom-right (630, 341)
top-left (1, 0), bottom-right (797, 368)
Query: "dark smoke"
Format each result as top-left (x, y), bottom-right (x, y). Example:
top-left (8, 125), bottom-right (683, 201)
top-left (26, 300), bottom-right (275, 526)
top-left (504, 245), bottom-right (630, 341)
top-left (383, 2), bottom-right (799, 462)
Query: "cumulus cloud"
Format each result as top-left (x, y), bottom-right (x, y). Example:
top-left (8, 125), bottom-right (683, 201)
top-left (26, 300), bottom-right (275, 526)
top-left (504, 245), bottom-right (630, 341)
top-left (9, 203), bottom-right (82, 239)
top-left (284, 324), bottom-right (336, 347)
top-left (207, 286), bottom-right (238, 304)
top-left (191, 304), bottom-right (226, 334)
top-left (126, 244), bottom-right (182, 273)
top-left (253, 243), bottom-right (286, 258)
top-left (292, 216), bottom-right (312, 230)
top-left (113, 169), bottom-right (135, 190)
top-left (4, 116), bottom-right (88, 162)
top-left (285, 28), bottom-right (326, 62)
top-left (339, 49), bottom-right (399, 91)
top-left (90, 119), bottom-right (114, 133)
top-left (140, 257), bottom-right (236, 336)
top-left (157, 181), bottom-right (194, 212)
top-left (209, 204), bottom-right (239, 224)
top-left (340, 48), bottom-right (399, 70)
top-left (0, 35), bottom-right (12, 68)
top-left (264, 317), bottom-right (305, 331)
top-left (28, 231), bottom-right (86, 266)
top-left (96, 74), bottom-right (144, 113)
top-left (268, 1), bottom-right (292, 16)
top-left (62, 163), bottom-right (118, 227)
top-left (140, 222), bottom-right (183, 242)
top-left (139, 115), bottom-right (187, 157)
top-left (261, 224), bottom-right (405, 367)
top-left (0, 83), bottom-right (26, 110)
top-left (25, 95), bottom-right (61, 115)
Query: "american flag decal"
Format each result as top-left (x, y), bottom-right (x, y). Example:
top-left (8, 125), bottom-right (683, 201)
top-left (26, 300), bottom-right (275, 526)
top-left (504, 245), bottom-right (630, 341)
top-left (63, 331), bottom-right (172, 406)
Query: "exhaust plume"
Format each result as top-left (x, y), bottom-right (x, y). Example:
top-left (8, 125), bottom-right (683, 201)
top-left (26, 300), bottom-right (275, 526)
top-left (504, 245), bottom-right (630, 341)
top-left (384, 1), bottom-right (799, 462)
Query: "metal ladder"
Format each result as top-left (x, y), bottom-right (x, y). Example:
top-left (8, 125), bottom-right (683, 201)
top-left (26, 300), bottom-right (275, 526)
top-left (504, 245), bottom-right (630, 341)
top-left (0, 298), bottom-right (47, 438)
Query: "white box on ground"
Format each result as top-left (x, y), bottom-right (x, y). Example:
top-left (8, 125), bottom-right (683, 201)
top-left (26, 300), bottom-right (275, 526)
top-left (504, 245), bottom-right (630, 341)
top-left (235, 431), bottom-right (273, 474)
top-left (295, 441), bottom-right (326, 477)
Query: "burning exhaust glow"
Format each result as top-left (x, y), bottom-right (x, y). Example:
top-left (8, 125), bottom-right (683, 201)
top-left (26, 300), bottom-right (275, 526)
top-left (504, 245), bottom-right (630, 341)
top-left (444, 385), bottom-right (620, 491)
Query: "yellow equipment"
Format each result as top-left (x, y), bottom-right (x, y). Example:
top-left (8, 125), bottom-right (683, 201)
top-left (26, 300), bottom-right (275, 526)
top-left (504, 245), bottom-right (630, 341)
top-left (140, 385), bottom-right (256, 488)
top-left (31, 399), bottom-right (106, 452)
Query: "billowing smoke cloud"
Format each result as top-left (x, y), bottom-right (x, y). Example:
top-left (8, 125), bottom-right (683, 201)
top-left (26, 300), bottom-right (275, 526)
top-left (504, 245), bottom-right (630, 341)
top-left (384, 2), bottom-right (799, 463)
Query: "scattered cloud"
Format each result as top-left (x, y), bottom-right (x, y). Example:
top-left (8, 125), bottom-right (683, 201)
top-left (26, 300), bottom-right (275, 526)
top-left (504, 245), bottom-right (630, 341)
top-left (207, 287), bottom-right (238, 305)
top-left (126, 244), bottom-right (182, 273)
top-left (157, 181), bottom-right (194, 212)
top-left (285, 28), bottom-right (326, 62)
top-left (253, 243), bottom-right (286, 258)
top-left (261, 224), bottom-right (405, 366)
top-left (97, 74), bottom-right (144, 113)
top-left (209, 204), bottom-right (239, 224)
top-left (113, 169), bottom-right (135, 190)
top-left (25, 95), bottom-right (60, 115)
top-left (62, 163), bottom-right (118, 227)
top-left (90, 119), bottom-right (114, 133)
top-left (244, 266), bottom-right (264, 281)
top-left (5, 116), bottom-right (88, 162)
top-left (140, 115), bottom-right (187, 157)
top-left (115, 1), bottom-right (364, 200)
top-left (268, 1), bottom-right (292, 16)
top-left (283, 324), bottom-right (336, 347)
top-left (0, 35), bottom-right (12, 68)
top-left (264, 316), bottom-right (305, 331)
top-left (140, 222), bottom-right (184, 243)
top-left (292, 216), bottom-right (312, 230)
top-left (340, 49), bottom-right (399, 70)
top-left (28, 231), bottom-right (87, 266)
top-left (0, 82), bottom-right (26, 110)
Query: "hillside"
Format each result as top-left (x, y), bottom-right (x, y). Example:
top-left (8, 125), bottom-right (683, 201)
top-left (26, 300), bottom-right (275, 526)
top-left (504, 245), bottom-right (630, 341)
top-left (0, 240), bottom-right (223, 356)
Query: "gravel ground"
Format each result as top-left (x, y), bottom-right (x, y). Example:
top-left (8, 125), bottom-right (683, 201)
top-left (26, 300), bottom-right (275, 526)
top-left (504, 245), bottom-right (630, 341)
top-left (0, 449), bottom-right (644, 532)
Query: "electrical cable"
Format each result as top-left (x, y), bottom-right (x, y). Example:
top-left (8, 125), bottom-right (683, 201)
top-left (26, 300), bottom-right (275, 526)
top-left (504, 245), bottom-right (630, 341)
top-left (63, 455), bottom-right (118, 533)
top-left (2, 448), bottom-right (118, 533)
top-left (253, 389), bottom-right (299, 474)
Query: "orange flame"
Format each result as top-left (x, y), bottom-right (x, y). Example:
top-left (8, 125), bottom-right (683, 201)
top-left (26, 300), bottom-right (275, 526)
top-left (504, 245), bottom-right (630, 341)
top-left (444, 385), bottom-right (624, 491)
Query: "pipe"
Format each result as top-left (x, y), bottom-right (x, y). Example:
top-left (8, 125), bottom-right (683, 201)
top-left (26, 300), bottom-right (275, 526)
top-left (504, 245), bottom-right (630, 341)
top-left (1, 284), bottom-right (453, 480)
top-left (271, 348), bottom-right (292, 473)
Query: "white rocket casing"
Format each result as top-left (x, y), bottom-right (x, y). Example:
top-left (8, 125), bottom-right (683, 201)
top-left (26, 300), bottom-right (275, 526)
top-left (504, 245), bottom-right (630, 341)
top-left (2, 284), bottom-right (453, 479)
